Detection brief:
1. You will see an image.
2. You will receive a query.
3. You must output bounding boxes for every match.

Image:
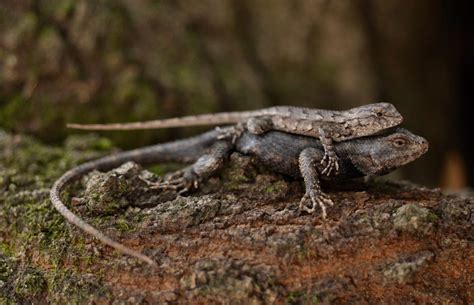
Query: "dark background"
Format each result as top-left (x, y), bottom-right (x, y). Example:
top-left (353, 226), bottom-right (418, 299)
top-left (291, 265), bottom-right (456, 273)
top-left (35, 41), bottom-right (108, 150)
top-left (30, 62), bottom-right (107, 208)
top-left (1, 0), bottom-right (472, 188)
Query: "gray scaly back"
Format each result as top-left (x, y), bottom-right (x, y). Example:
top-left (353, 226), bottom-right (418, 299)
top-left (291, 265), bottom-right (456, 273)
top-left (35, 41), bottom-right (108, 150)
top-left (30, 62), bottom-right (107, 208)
top-left (66, 103), bottom-right (403, 136)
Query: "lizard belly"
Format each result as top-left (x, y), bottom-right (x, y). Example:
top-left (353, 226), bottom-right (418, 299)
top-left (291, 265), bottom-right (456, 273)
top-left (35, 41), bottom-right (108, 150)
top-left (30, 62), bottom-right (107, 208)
top-left (235, 131), bottom-right (365, 180)
top-left (236, 131), bottom-right (321, 178)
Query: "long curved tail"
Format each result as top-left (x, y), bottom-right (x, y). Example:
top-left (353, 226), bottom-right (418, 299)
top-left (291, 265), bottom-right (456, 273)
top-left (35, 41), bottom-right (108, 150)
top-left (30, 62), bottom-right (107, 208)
top-left (50, 160), bottom-right (157, 265)
top-left (49, 129), bottom-right (220, 265)
top-left (67, 110), bottom-right (258, 131)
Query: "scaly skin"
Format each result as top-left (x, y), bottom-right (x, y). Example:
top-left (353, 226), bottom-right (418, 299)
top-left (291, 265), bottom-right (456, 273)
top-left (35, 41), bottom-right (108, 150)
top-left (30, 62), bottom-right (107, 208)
top-left (50, 127), bottom-right (427, 265)
top-left (67, 103), bottom-right (404, 175)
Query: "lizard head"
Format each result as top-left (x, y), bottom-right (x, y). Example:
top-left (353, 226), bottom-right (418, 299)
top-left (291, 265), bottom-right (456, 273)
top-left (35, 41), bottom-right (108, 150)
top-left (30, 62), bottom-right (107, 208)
top-left (338, 103), bottom-right (404, 140)
top-left (350, 128), bottom-right (429, 176)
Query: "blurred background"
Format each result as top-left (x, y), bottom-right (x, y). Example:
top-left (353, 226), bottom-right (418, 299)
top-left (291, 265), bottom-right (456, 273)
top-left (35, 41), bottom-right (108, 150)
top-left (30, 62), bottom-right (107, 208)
top-left (0, 0), bottom-right (472, 188)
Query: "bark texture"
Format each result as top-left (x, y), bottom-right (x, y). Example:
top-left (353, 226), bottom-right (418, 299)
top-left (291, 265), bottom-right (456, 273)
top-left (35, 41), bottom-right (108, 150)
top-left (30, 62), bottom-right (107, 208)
top-left (0, 131), bottom-right (472, 304)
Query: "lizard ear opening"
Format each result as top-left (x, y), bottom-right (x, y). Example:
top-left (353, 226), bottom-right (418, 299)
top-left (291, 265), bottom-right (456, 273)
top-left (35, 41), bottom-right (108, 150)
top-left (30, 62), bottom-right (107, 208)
top-left (351, 154), bottom-right (382, 176)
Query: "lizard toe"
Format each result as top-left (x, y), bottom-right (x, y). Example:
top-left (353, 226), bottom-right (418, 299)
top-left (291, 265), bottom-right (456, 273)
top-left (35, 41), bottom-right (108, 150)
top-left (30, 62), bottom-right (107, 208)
top-left (321, 156), bottom-right (339, 176)
top-left (165, 170), bottom-right (185, 181)
top-left (299, 191), bottom-right (334, 218)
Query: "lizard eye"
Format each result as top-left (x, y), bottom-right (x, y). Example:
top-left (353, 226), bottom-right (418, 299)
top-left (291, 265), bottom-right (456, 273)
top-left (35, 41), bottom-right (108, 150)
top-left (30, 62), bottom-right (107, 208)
top-left (391, 137), bottom-right (407, 147)
top-left (375, 110), bottom-right (384, 117)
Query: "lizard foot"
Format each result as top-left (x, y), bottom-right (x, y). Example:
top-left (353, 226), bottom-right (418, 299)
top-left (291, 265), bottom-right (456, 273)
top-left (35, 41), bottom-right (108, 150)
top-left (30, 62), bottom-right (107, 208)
top-left (320, 153), bottom-right (339, 176)
top-left (216, 123), bottom-right (245, 144)
top-left (147, 170), bottom-right (200, 194)
top-left (299, 190), bottom-right (334, 218)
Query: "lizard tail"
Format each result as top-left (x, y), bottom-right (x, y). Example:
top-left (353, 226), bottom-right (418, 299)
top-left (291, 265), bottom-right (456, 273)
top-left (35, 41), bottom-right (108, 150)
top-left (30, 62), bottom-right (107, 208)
top-left (66, 111), bottom-right (257, 130)
top-left (49, 129), bottom-right (221, 266)
top-left (50, 158), bottom-right (157, 265)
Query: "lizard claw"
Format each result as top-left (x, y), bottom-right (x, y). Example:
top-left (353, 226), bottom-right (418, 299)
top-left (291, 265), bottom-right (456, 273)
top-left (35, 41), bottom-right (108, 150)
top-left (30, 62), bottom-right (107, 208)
top-left (165, 170), bottom-right (185, 181)
top-left (299, 190), bottom-right (334, 218)
top-left (147, 179), bottom-right (181, 191)
top-left (320, 154), bottom-right (339, 176)
top-left (139, 176), bottom-right (180, 191)
top-left (216, 124), bottom-right (245, 144)
top-left (147, 170), bottom-right (200, 193)
top-left (176, 176), bottom-right (199, 194)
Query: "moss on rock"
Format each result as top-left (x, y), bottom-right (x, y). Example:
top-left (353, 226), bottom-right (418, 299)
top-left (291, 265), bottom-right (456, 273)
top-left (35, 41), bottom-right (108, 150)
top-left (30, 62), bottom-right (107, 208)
top-left (0, 129), bottom-right (472, 303)
top-left (393, 203), bottom-right (438, 234)
top-left (0, 131), bottom-right (113, 303)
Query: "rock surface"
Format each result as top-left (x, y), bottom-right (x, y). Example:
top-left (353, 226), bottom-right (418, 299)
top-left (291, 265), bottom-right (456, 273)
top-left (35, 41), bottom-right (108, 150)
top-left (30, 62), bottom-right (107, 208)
top-left (0, 132), bottom-right (472, 304)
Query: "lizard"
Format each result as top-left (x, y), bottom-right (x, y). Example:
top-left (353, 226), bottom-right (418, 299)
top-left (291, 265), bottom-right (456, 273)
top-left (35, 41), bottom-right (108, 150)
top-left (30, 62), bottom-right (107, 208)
top-left (50, 127), bottom-right (428, 265)
top-left (66, 103), bottom-right (403, 175)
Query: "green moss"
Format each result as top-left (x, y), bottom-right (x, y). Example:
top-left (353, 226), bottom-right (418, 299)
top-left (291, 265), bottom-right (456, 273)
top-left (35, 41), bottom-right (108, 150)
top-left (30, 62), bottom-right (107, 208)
top-left (65, 134), bottom-right (113, 152)
top-left (393, 203), bottom-right (437, 234)
top-left (0, 296), bottom-right (17, 305)
top-left (221, 161), bottom-right (255, 191)
top-left (14, 270), bottom-right (47, 300)
top-left (82, 174), bottom-right (132, 215)
top-left (12, 12), bottom-right (38, 44)
top-left (426, 211), bottom-right (439, 222)
top-left (286, 290), bottom-right (304, 304)
top-left (146, 163), bottom-right (183, 176)
top-left (54, 0), bottom-right (76, 20)
top-left (0, 95), bottom-right (28, 131)
top-left (0, 255), bottom-right (16, 282)
top-left (0, 243), bottom-right (14, 257)
top-left (47, 268), bottom-right (110, 304)
top-left (0, 132), bottom-right (117, 301)
top-left (295, 247), bottom-right (318, 263)
top-left (114, 216), bottom-right (133, 233)
top-left (114, 210), bottom-right (146, 233)
top-left (265, 180), bottom-right (287, 194)
top-left (0, 254), bottom-right (49, 303)
top-left (286, 290), bottom-right (320, 305)
top-left (189, 199), bottom-right (222, 226)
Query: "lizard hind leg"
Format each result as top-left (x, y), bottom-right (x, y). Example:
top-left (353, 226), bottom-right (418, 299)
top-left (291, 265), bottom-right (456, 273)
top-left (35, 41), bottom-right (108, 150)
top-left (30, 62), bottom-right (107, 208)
top-left (298, 147), bottom-right (335, 218)
top-left (148, 140), bottom-right (234, 194)
top-left (216, 123), bottom-right (246, 144)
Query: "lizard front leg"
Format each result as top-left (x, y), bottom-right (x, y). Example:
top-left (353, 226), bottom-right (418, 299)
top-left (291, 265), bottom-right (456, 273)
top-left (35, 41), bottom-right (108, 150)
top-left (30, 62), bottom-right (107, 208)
top-left (318, 127), bottom-right (339, 176)
top-left (151, 140), bottom-right (234, 193)
top-left (245, 116), bottom-right (273, 134)
top-left (298, 147), bottom-right (334, 218)
top-left (217, 117), bottom-right (273, 143)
